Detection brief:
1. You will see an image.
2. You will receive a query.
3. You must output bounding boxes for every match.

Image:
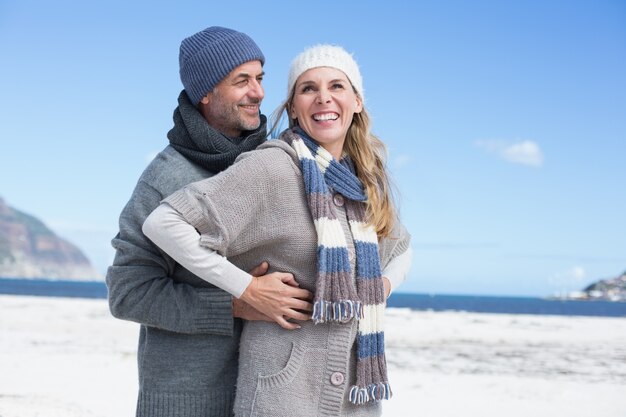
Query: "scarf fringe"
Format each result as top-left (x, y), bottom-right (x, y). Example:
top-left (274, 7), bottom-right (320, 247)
top-left (348, 383), bottom-right (392, 404)
top-left (312, 300), bottom-right (363, 324)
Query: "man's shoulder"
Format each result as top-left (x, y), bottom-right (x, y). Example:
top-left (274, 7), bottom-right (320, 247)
top-left (143, 146), bottom-right (198, 174)
top-left (139, 146), bottom-right (212, 197)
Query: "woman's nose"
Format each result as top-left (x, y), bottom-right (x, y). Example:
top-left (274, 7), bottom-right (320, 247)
top-left (317, 89), bottom-right (331, 104)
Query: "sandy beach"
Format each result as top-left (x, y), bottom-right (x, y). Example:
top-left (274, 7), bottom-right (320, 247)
top-left (1, 295), bottom-right (625, 417)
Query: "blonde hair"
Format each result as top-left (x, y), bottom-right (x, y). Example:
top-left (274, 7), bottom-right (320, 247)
top-left (271, 94), bottom-right (397, 238)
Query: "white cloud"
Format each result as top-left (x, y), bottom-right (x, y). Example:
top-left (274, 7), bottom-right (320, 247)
top-left (475, 139), bottom-right (544, 167)
top-left (502, 141), bottom-right (544, 167)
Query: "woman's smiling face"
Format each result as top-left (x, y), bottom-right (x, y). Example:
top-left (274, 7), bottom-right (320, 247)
top-left (290, 66), bottom-right (362, 159)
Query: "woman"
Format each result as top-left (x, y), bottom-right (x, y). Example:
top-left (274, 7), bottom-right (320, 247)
top-left (143, 44), bottom-right (411, 417)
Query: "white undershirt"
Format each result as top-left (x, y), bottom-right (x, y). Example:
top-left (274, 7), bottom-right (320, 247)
top-left (143, 204), bottom-right (413, 299)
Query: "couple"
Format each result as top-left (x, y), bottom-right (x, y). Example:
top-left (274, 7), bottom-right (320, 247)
top-left (107, 26), bottom-right (411, 417)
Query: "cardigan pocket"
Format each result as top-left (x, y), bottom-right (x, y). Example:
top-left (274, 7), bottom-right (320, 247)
top-left (250, 342), bottom-right (326, 417)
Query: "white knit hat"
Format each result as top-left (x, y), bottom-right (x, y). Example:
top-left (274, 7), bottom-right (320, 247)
top-left (287, 44), bottom-right (364, 102)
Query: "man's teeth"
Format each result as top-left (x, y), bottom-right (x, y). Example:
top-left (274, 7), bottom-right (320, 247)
top-left (313, 113), bottom-right (338, 121)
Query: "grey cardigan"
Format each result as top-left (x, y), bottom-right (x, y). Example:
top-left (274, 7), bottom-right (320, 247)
top-left (165, 140), bottom-right (410, 417)
top-left (107, 146), bottom-right (241, 417)
top-left (106, 90), bottom-right (268, 417)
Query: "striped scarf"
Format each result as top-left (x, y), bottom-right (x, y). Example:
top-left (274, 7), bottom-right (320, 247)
top-left (281, 127), bottom-right (390, 405)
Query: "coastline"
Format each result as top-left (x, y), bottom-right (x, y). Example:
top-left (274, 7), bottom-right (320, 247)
top-left (2, 278), bottom-right (625, 318)
top-left (1, 295), bottom-right (625, 417)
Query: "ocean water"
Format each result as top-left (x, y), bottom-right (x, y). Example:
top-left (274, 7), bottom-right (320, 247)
top-left (389, 292), bottom-right (626, 317)
top-left (0, 278), bottom-right (625, 317)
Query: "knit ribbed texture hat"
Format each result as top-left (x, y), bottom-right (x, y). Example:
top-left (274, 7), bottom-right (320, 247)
top-left (179, 26), bottom-right (265, 104)
top-left (287, 44), bottom-right (364, 102)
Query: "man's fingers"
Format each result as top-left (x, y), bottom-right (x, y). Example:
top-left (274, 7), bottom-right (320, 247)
top-left (239, 272), bottom-right (316, 328)
top-left (268, 273), bottom-right (311, 300)
top-left (232, 297), bottom-right (273, 322)
top-left (285, 286), bottom-right (312, 301)
top-left (289, 298), bottom-right (313, 312)
top-left (277, 273), bottom-right (294, 283)
top-left (282, 275), bottom-right (300, 287)
top-left (276, 317), bottom-right (301, 330)
top-left (248, 261), bottom-right (269, 277)
top-left (242, 311), bottom-right (273, 322)
top-left (282, 296), bottom-right (313, 312)
top-left (283, 309), bottom-right (312, 322)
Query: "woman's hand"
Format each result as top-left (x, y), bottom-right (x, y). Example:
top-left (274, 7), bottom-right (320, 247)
top-left (383, 277), bottom-right (391, 300)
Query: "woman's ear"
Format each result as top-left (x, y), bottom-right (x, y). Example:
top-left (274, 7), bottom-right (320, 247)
top-left (354, 96), bottom-right (363, 114)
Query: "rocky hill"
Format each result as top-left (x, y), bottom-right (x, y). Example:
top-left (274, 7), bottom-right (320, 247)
top-left (581, 271), bottom-right (626, 302)
top-left (0, 197), bottom-right (100, 280)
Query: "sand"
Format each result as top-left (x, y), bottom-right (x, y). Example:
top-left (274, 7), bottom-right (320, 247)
top-left (1, 295), bottom-right (625, 417)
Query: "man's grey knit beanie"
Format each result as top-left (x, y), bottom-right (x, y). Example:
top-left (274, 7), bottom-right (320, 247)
top-left (179, 26), bottom-right (265, 104)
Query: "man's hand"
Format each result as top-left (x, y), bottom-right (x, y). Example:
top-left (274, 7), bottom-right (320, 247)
top-left (233, 262), bottom-right (312, 329)
top-left (238, 262), bottom-right (313, 330)
top-left (232, 297), bottom-right (272, 322)
top-left (233, 262), bottom-right (273, 322)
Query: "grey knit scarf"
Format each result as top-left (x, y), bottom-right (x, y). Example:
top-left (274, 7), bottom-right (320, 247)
top-left (168, 90), bottom-right (267, 172)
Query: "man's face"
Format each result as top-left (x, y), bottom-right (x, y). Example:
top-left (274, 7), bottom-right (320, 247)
top-left (199, 60), bottom-right (265, 137)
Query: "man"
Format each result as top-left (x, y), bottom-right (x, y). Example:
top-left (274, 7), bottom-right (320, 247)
top-left (106, 27), bottom-right (311, 417)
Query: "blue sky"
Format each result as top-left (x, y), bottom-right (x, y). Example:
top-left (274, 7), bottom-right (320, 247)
top-left (1, 0), bottom-right (624, 296)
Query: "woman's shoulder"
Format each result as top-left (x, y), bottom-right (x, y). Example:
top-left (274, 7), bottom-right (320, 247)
top-left (257, 138), bottom-right (298, 157)
top-left (235, 139), bottom-right (301, 177)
